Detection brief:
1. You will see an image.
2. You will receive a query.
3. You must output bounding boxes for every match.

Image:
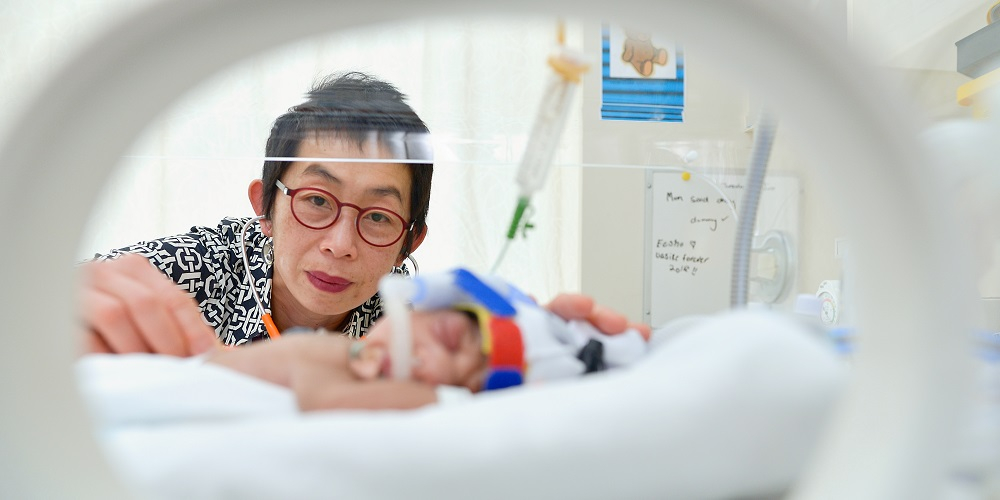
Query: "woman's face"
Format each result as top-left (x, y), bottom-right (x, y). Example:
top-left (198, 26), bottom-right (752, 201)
top-left (363, 310), bottom-right (488, 391)
top-left (268, 132), bottom-right (412, 330)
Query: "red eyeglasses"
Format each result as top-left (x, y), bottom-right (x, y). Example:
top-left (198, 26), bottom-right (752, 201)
top-left (276, 179), bottom-right (412, 247)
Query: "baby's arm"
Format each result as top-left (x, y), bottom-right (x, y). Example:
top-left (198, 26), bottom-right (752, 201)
top-left (291, 367), bottom-right (439, 411)
top-left (207, 335), bottom-right (354, 395)
top-left (208, 335), bottom-right (441, 411)
top-left (206, 338), bottom-right (303, 387)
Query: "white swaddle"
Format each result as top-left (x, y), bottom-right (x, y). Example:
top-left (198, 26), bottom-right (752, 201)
top-left (76, 309), bottom-right (846, 500)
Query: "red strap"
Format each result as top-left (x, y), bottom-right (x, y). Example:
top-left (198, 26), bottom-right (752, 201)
top-left (488, 317), bottom-right (523, 370)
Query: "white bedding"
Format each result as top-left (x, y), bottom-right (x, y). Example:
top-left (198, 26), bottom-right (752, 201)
top-left (76, 310), bottom-right (846, 500)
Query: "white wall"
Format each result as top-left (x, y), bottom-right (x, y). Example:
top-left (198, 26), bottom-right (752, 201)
top-left (580, 21), bottom-right (752, 324)
top-left (579, 1), bottom-right (996, 326)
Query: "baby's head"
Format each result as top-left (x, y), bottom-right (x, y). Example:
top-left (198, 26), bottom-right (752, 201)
top-left (356, 303), bottom-right (589, 394)
top-left (357, 309), bottom-right (490, 392)
top-left (358, 268), bottom-right (593, 392)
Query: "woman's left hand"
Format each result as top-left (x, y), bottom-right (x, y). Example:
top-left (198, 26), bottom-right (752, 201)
top-left (544, 294), bottom-right (652, 340)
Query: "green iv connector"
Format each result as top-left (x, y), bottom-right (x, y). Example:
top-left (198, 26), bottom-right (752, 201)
top-left (505, 196), bottom-right (531, 239)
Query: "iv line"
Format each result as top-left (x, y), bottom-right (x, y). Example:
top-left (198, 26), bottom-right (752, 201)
top-left (489, 20), bottom-right (587, 274)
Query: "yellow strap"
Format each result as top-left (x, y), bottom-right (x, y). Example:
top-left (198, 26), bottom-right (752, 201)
top-left (957, 66), bottom-right (1000, 106)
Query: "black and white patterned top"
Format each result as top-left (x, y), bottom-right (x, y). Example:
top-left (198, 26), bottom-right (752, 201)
top-left (96, 217), bottom-right (393, 345)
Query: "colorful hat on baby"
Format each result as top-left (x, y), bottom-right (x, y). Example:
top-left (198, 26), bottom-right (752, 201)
top-left (404, 267), bottom-right (595, 390)
top-left (455, 304), bottom-right (526, 390)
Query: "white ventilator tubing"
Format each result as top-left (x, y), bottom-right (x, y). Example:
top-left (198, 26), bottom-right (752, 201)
top-left (378, 275), bottom-right (415, 380)
top-left (0, 1), bottom-right (977, 499)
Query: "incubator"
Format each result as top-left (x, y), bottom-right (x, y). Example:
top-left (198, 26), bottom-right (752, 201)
top-left (1, 0), bottom-right (998, 499)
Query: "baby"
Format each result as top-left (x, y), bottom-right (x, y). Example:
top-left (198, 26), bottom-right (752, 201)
top-left (208, 267), bottom-right (649, 411)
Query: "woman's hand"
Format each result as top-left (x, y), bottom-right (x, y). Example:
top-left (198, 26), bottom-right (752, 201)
top-left (79, 253), bottom-right (220, 356)
top-left (544, 293), bottom-right (652, 340)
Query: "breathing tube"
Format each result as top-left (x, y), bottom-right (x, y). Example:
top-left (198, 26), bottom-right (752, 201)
top-left (730, 111), bottom-right (778, 308)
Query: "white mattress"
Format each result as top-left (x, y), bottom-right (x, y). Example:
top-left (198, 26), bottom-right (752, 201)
top-left (76, 310), bottom-right (846, 500)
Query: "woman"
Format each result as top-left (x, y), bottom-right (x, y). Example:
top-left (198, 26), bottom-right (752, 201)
top-left (79, 71), bottom-right (646, 356)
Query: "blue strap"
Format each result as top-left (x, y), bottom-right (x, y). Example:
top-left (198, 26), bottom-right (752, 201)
top-left (453, 268), bottom-right (517, 317)
top-left (483, 369), bottom-right (523, 390)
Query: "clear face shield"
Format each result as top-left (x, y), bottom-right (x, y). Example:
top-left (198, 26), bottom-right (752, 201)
top-left (270, 130), bottom-right (434, 164)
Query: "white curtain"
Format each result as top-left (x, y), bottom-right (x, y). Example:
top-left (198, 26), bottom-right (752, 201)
top-left (1, 1), bottom-right (583, 303)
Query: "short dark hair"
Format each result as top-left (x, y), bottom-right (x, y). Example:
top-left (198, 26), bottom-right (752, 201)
top-left (261, 71), bottom-right (432, 257)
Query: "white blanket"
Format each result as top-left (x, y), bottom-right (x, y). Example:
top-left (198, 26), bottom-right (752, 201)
top-left (76, 310), bottom-right (846, 500)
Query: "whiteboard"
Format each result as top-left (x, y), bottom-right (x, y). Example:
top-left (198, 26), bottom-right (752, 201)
top-left (643, 170), bottom-right (800, 327)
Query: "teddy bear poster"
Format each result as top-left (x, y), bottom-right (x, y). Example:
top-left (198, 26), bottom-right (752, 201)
top-left (608, 24), bottom-right (678, 80)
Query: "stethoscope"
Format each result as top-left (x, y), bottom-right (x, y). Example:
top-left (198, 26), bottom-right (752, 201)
top-left (240, 215), bottom-right (282, 339)
top-left (239, 215), bottom-right (421, 341)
